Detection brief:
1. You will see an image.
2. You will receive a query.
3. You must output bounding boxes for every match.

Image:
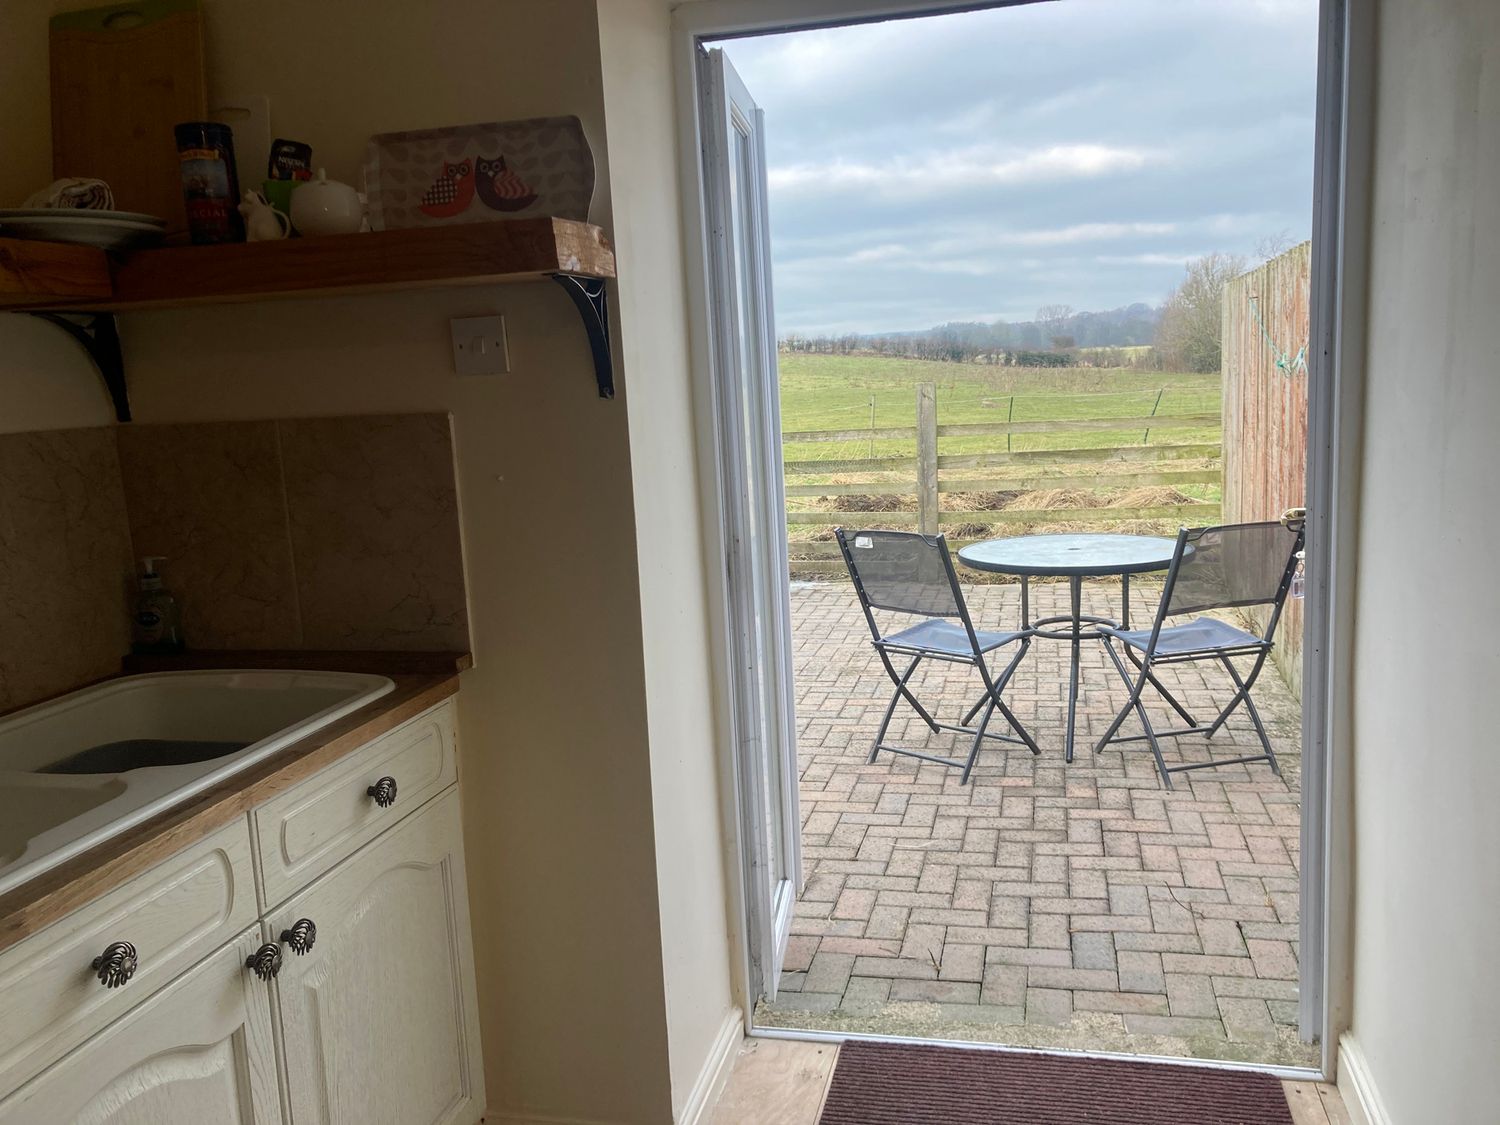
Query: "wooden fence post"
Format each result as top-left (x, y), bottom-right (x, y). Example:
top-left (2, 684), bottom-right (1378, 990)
top-left (916, 382), bottom-right (939, 535)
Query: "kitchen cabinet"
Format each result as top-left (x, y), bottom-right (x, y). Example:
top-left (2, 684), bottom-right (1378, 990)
top-left (271, 788), bottom-right (484, 1125)
top-left (0, 927), bottom-right (282, 1125)
top-left (0, 699), bottom-right (483, 1125)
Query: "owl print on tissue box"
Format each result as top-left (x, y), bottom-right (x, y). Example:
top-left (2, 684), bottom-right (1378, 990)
top-left (361, 116), bottom-right (595, 230)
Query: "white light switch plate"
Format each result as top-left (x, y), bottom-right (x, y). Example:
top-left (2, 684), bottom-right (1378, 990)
top-left (450, 316), bottom-right (510, 375)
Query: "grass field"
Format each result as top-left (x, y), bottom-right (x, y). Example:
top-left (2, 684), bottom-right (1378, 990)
top-left (777, 354), bottom-right (1221, 461)
top-left (775, 354), bottom-right (1224, 558)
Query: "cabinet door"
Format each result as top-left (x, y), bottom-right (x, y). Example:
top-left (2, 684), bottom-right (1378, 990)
top-left (270, 788), bottom-right (484, 1125)
top-left (0, 926), bottom-right (282, 1125)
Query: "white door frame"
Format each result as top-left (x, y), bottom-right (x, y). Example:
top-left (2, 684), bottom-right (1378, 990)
top-left (672, 0), bottom-right (1370, 1075)
top-left (698, 45), bottom-right (803, 1005)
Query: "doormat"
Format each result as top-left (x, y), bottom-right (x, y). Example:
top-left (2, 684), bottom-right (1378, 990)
top-left (818, 1041), bottom-right (1295, 1125)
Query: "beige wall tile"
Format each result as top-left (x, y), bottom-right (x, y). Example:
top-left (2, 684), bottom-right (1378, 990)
top-left (116, 421), bottom-right (301, 650)
top-left (278, 414), bottom-right (468, 651)
top-left (0, 428), bottom-right (132, 711)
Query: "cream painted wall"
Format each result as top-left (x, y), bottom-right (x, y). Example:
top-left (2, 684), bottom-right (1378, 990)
top-left (0, 2), bottom-right (709, 1121)
top-left (1348, 1), bottom-right (1500, 1120)
top-left (0, 0), bottom-right (120, 433)
top-left (596, 1), bottom-right (737, 1117)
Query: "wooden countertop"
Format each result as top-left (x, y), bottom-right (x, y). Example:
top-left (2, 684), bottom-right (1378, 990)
top-left (0, 661), bottom-right (465, 954)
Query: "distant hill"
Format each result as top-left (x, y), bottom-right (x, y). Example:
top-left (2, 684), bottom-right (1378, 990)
top-left (781, 303), bottom-right (1163, 359)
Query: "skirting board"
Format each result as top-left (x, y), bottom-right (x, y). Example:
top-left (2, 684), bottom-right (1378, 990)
top-left (680, 1008), bottom-right (746, 1125)
top-left (1337, 1036), bottom-right (1391, 1125)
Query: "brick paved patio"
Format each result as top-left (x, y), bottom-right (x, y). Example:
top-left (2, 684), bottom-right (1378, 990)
top-left (759, 580), bottom-right (1315, 1068)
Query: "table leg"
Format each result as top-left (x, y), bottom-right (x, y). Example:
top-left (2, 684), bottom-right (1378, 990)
top-left (1066, 575), bottom-right (1083, 762)
top-left (1121, 573), bottom-right (1131, 630)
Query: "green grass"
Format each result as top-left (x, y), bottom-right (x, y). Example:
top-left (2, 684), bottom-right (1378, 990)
top-left (778, 353), bottom-right (1222, 461)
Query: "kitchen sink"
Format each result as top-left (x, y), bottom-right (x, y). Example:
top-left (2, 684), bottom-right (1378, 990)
top-left (0, 670), bottom-right (394, 897)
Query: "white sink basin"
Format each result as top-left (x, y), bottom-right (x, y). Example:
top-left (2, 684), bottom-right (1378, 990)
top-left (0, 670), bottom-right (394, 898)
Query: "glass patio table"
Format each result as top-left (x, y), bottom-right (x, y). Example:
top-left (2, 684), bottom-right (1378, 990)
top-left (957, 533), bottom-right (1180, 762)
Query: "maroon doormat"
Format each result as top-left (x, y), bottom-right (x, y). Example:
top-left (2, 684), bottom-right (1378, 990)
top-left (818, 1042), bottom-right (1294, 1125)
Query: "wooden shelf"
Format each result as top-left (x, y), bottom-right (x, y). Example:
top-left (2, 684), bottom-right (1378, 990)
top-left (105, 216), bottom-right (615, 310)
top-left (0, 238), bottom-right (111, 308)
top-left (0, 217), bottom-right (619, 408)
top-left (0, 217), bottom-right (613, 311)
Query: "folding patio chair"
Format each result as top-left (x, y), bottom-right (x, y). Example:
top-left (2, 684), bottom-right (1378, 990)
top-left (835, 528), bottom-right (1040, 784)
top-left (1093, 518), bottom-right (1305, 788)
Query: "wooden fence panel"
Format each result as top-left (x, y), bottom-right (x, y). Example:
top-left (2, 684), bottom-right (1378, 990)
top-left (1222, 241), bottom-right (1310, 697)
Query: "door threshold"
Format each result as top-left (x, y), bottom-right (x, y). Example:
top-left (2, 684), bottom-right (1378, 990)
top-left (748, 1024), bottom-right (1326, 1083)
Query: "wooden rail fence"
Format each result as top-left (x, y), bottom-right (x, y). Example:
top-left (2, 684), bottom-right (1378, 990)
top-left (783, 382), bottom-right (1222, 579)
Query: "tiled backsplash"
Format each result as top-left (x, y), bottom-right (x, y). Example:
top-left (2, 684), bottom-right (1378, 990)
top-left (0, 428), bottom-right (134, 711)
top-left (0, 413), bottom-right (469, 713)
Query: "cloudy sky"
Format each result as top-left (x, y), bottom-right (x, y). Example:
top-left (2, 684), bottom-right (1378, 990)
top-left (716, 0), bottom-right (1319, 335)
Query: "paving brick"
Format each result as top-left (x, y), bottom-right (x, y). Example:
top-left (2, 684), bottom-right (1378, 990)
top-left (1246, 938), bottom-right (1299, 980)
top-left (776, 991), bottom-right (843, 1013)
top-left (1210, 976), bottom-right (1299, 1001)
top-left (1165, 973), bottom-right (1219, 1018)
top-left (864, 904), bottom-right (910, 939)
top-left (1161, 952), bottom-right (1257, 978)
top-left (891, 979), bottom-right (982, 1003)
top-left (1118, 950), bottom-right (1166, 994)
top-left (769, 583), bottom-right (1307, 1063)
top-left (1025, 987), bottom-right (1074, 1027)
top-left (981, 963), bottom-right (1028, 1007)
top-left (1218, 996), bottom-right (1277, 1041)
top-left (985, 946), bottom-right (1074, 968)
top-left (852, 955), bottom-right (937, 980)
top-left (1028, 966), bottom-right (1120, 991)
top-left (841, 976), bottom-right (892, 1016)
top-left (1072, 931), bottom-right (1118, 971)
top-left (1107, 883), bottom-right (1151, 917)
top-left (1029, 913), bottom-right (1072, 949)
top-left (804, 952), bottom-right (855, 996)
top-left (1074, 990), bottom-right (1169, 1016)
top-left (1199, 918), bottom-right (1250, 956)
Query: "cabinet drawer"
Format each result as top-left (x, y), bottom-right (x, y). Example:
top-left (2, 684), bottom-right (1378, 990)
top-left (0, 816), bottom-right (257, 1094)
top-left (254, 698), bottom-right (456, 907)
top-left (0, 926), bottom-right (282, 1125)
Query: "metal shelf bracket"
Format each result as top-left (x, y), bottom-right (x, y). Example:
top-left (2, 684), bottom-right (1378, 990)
top-left (549, 274), bottom-right (613, 399)
top-left (27, 311), bottom-right (131, 422)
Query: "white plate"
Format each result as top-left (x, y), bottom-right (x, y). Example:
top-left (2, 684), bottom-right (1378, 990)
top-left (0, 213), bottom-right (166, 251)
top-left (0, 207), bottom-right (166, 226)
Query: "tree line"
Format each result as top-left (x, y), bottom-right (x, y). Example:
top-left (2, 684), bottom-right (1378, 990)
top-left (779, 244), bottom-right (1300, 374)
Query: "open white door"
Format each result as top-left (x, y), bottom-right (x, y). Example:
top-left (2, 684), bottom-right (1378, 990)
top-left (700, 46), bottom-right (801, 1005)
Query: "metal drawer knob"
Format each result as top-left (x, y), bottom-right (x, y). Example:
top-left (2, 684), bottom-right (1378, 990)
top-left (367, 776), bottom-right (398, 808)
top-left (281, 918), bottom-right (317, 955)
top-left (247, 942), bottom-right (283, 981)
top-left (91, 941), bottom-right (138, 988)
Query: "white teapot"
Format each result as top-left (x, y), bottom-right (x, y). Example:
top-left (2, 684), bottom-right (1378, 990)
top-left (238, 190), bottom-right (291, 241)
top-left (290, 169), bottom-right (364, 236)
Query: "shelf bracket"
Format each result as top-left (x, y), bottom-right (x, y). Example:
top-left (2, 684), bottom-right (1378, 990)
top-left (27, 311), bottom-right (131, 422)
top-left (549, 274), bottom-right (613, 399)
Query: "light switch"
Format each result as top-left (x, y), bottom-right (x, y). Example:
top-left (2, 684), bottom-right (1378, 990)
top-left (450, 316), bottom-right (510, 375)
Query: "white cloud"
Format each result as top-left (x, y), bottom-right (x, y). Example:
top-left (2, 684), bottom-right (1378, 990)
top-left (1095, 252), bottom-right (1201, 267)
top-left (1004, 221), bottom-right (1177, 247)
top-left (767, 143), bottom-right (1160, 200)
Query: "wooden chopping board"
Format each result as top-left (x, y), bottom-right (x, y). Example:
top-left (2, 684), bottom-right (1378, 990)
top-left (50, 0), bottom-right (207, 236)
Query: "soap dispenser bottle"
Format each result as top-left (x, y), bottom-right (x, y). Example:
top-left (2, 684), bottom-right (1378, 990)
top-left (132, 556), bottom-right (184, 654)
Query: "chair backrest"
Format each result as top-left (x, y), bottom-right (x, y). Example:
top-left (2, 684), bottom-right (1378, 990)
top-left (1161, 520), bottom-right (1305, 620)
top-left (835, 528), bottom-right (963, 619)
